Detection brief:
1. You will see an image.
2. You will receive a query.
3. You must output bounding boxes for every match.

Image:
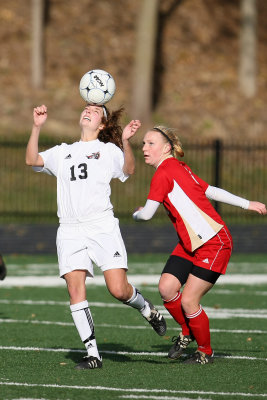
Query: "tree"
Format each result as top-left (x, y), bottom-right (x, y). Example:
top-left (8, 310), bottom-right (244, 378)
top-left (31, 0), bottom-right (45, 88)
top-left (131, 0), bottom-right (160, 126)
top-left (239, 0), bottom-right (258, 97)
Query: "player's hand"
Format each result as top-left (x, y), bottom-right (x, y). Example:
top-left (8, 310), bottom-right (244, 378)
top-left (248, 201), bottom-right (267, 215)
top-left (33, 105), bottom-right (48, 127)
top-left (134, 206), bottom-right (143, 213)
top-left (132, 206), bottom-right (143, 220)
top-left (122, 120), bottom-right (141, 141)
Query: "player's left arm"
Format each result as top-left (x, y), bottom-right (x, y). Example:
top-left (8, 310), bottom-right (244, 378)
top-left (247, 201), bottom-right (267, 215)
top-left (205, 185), bottom-right (267, 215)
top-left (122, 120), bottom-right (141, 175)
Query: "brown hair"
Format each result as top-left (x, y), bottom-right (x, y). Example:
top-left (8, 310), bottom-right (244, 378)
top-left (153, 125), bottom-right (184, 158)
top-left (98, 106), bottom-right (124, 150)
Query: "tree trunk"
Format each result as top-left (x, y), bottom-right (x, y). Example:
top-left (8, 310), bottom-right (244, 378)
top-left (239, 0), bottom-right (257, 98)
top-left (131, 0), bottom-right (160, 126)
top-left (31, 0), bottom-right (45, 88)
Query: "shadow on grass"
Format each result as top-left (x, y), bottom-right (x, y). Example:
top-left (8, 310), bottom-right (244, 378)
top-left (64, 342), bottom-right (171, 365)
top-left (150, 342), bottom-right (172, 352)
top-left (151, 343), bottom-right (239, 363)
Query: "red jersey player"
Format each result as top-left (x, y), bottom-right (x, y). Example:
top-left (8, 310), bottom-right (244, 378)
top-left (133, 126), bottom-right (266, 364)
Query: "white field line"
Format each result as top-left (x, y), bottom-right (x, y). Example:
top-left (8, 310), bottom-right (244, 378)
top-left (119, 395), bottom-right (267, 400)
top-left (212, 289), bottom-right (267, 296)
top-left (139, 287), bottom-right (267, 296)
top-left (1, 274), bottom-right (267, 287)
top-left (0, 299), bottom-right (267, 320)
top-left (0, 382), bottom-right (266, 399)
top-left (0, 317), bottom-right (266, 334)
top-left (120, 396), bottom-right (266, 400)
top-left (120, 396), bottom-right (210, 400)
top-left (0, 345), bottom-right (266, 362)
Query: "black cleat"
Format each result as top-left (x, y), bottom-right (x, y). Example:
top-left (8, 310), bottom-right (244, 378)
top-left (168, 333), bottom-right (195, 359)
top-left (0, 254), bottom-right (7, 281)
top-left (144, 300), bottom-right (167, 336)
top-left (184, 350), bottom-right (214, 365)
top-left (75, 356), bottom-right (103, 370)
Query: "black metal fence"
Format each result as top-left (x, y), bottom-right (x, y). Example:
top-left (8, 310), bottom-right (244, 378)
top-left (0, 137), bottom-right (267, 226)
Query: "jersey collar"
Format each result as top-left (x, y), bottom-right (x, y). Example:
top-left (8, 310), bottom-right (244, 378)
top-left (156, 155), bottom-right (174, 169)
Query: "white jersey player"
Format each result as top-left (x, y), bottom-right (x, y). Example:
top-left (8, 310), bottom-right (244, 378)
top-left (26, 104), bottom-right (166, 370)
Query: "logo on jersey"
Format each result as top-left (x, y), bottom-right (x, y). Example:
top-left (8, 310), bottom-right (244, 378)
top-left (65, 154), bottom-right (72, 159)
top-left (202, 258), bottom-right (209, 264)
top-left (86, 152), bottom-right (100, 160)
top-left (113, 251), bottom-right (121, 257)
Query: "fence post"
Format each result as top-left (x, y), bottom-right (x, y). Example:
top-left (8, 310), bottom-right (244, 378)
top-left (213, 139), bottom-right (222, 213)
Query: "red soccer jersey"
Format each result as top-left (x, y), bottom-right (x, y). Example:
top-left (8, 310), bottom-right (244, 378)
top-left (147, 158), bottom-right (226, 252)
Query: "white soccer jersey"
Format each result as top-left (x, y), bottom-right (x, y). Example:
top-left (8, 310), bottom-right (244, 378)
top-left (34, 139), bottom-right (128, 222)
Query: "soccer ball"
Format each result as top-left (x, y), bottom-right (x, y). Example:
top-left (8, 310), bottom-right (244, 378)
top-left (79, 69), bottom-right (116, 105)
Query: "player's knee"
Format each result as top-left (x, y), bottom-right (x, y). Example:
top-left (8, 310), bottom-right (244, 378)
top-left (181, 294), bottom-right (198, 313)
top-left (158, 275), bottom-right (178, 301)
top-left (108, 284), bottom-right (128, 302)
top-left (158, 280), bottom-right (169, 300)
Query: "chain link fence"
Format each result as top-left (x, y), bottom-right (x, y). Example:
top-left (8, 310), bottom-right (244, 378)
top-left (0, 137), bottom-right (267, 226)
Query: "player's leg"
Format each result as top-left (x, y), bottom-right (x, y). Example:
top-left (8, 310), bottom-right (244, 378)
top-left (57, 224), bottom-right (102, 369)
top-left (182, 229), bottom-right (232, 364)
top-left (103, 268), bottom-right (166, 336)
top-left (64, 270), bottom-right (102, 369)
top-left (94, 217), bottom-right (166, 336)
top-left (0, 254), bottom-right (7, 281)
top-left (181, 269), bottom-right (219, 364)
top-left (159, 255), bottom-right (195, 358)
top-left (160, 255), bottom-right (192, 334)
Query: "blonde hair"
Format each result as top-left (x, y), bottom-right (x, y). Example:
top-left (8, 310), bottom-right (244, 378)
top-left (153, 125), bottom-right (184, 158)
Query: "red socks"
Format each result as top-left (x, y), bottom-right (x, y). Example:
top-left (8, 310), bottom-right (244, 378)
top-left (164, 293), bottom-right (212, 355)
top-left (186, 305), bottom-right (213, 355)
top-left (163, 292), bottom-right (191, 336)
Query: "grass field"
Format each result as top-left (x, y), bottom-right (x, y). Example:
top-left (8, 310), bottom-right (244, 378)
top-left (0, 253), bottom-right (267, 400)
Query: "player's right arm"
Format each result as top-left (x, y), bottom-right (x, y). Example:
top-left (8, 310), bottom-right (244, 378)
top-left (25, 105), bottom-right (47, 166)
top-left (133, 168), bottom-right (170, 221)
top-left (133, 199), bottom-right (160, 221)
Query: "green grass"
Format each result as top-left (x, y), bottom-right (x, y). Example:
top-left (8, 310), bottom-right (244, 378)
top-left (0, 254), bottom-right (267, 399)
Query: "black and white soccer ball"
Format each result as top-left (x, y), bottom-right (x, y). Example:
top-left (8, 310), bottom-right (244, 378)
top-left (79, 69), bottom-right (116, 105)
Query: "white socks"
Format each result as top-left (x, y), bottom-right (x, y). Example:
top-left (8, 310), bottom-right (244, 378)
top-left (124, 285), bottom-right (151, 318)
top-left (70, 300), bottom-right (101, 360)
top-left (71, 288), bottom-right (152, 361)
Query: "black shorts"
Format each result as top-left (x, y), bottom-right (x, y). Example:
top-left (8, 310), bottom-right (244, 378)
top-left (162, 255), bottom-right (221, 285)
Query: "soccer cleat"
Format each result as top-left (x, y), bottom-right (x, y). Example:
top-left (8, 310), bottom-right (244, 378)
top-left (168, 333), bottom-right (195, 359)
top-left (0, 254), bottom-right (7, 281)
top-left (75, 355), bottom-right (103, 370)
top-left (144, 300), bottom-right (167, 336)
top-left (183, 350), bottom-right (214, 365)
